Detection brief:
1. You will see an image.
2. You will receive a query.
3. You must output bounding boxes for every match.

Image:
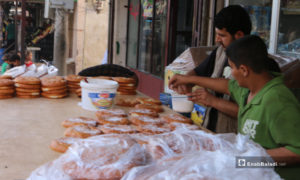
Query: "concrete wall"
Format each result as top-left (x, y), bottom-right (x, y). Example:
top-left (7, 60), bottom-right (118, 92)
top-left (73, 0), bottom-right (109, 74)
top-left (112, 0), bottom-right (128, 66)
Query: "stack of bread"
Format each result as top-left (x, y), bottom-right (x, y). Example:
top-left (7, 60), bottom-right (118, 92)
top-left (41, 76), bottom-right (68, 99)
top-left (65, 74), bottom-right (85, 94)
top-left (14, 76), bottom-right (41, 98)
top-left (112, 77), bottom-right (137, 95)
top-left (0, 78), bottom-right (15, 99)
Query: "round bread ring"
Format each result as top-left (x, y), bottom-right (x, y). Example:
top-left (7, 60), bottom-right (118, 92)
top-left (41, 77), bottom-right (67, 87)
top-left (15, 83), bottom-right (41, 89)
top-left (96, 115), bottom-right (129, 125)
top-left (136, 124), bottom-right (171, 134)
top-left (118, 82), bottom-right (136, 87)
top-left (134, 103), bottom-right (164, 113)
top-left (115, 98), bottom-right (139, 107)
top-left (0, 85), bottom-right (14, 90)
top-left (17, 94), bottom-right (40, 99)
top-left (67, 84), bottom-right (81, 89)
top-left (65, 74), bottom-right (85, 82)
top-left (129, 116), bottom-right (164, 126)
top-left (129, 108), bottom-right (159, 118)
top-left (117, 90), bottom-right (137, 95)
top-left (118, 86), bottom-right (137, 91)
top-left (0, 94), bottom-right (14, 99)
top-left (41, 92), bottom-right (68, 99)
top-left (0, 79), bottom-right (14, 87)
top-left (67, 80), bottom-right (80, 85)
top-left (41, 76), bottom-right (64, 81)
top-left (161, 114), bottom-right (193, 124)
top-left (112, 77), bottom-right (136, 83)
top-left (99, 124), bottom-right (138, 134)
top-left (0, 89), bottom-right (15, 94)
top-left (14, 76), bottom-right (41, 85)
top-left (42, 86), bottom-right (67, 91)
top-left (68, 88), bottom-right (79, 93)
top-left (61, 117), bottom-right (98, 128)
top-left (136, 97), bottom-right (162, 105)
top-left (43, 88), bottom-right (68, 94)
top-left (50, 137), bottom-right (81, 153)
top-left (0, 75), bottom-right (13, 79)
top-left (16, 91), bottom-right (40, 96)
top-left (16, 88), bottom-right (40, 93)
top-left (62, 135), bottom-right (144, 180)
top-left (96, 109), bottom-right (127, 119)
top-left (64, 125), bottom-right (102, 138)
top-left (91, 76), bottom-right (112, 80)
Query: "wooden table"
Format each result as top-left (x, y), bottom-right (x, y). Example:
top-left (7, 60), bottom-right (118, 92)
top-left (0, 94), bottom-right (208, 179)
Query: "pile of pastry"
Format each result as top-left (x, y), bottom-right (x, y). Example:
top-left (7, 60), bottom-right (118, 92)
top-left (29, 123), bottom-right (280, 179)
top-left (50, 97), bottom-right (200, 153)
top-left (0, 74), bottom-right (85, 99)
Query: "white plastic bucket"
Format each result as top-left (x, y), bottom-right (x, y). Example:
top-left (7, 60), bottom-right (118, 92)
top-left (80, 78), bottom-right (119, 111)
top-left (171, 94), bottom-right (194, 113)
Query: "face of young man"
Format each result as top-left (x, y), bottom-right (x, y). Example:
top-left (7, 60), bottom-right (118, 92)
top-left (228, 59), bottom-right (245, 87)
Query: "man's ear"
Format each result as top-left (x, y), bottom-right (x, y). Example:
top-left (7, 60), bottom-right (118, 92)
top-left (234, 31), bottom-right (245, 39)
top-left (239, 64), bottom-right (249, 77)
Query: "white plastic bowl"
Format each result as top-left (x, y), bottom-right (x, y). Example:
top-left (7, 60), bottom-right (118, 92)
top-left (171, 94), bottom-right (194, 113)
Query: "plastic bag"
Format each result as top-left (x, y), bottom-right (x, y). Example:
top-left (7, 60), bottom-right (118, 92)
top-left (27, 129), bottom-right (281, 180)
top-left (122, 131), bottom-right (281, 180)
top-left (3, 65), bottom-right (26, 78)
top-left (27, 134), bottom-right (147, 180)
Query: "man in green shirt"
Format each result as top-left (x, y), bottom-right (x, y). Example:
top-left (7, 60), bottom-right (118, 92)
top-left (169, 35), bottom-right (300, 180)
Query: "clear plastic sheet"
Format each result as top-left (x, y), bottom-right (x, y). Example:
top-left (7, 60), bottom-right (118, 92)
top-left (123, 131), bottom-right (281, 180)
top-left (28, 130), bottom-right (281, 180)
top-left (27, 134), bottom-right (147, 180)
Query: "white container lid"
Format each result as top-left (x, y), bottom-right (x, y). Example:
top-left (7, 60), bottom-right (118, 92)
top-left (80, 78), bottom-right (119, 90)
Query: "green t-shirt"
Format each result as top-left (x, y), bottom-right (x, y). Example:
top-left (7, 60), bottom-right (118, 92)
top-left (229, 72), bottom-right (300, 180)
top-left (1, 62), bottom-right (10, 74)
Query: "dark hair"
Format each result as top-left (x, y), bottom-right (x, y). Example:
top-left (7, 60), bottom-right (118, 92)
top-left (214, 5), bottom-right (252, 36)
top-left (226, 35), bottom-right (272, 73)
top-left (8, 54), bottom-right (21, 62)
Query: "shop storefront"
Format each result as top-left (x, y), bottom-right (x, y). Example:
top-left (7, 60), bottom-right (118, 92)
top-left (110, 0), bottom-right (299, 99)
top-left (0, 0), bottom-right (54, 63)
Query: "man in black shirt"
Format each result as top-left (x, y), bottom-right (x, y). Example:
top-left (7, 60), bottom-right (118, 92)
top-left (173, 5), bottom-right (252, 133)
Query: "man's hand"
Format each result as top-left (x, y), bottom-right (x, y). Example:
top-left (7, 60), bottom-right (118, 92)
top-left (187, 88), bottom-right (216, 107)
top-left (169, 74), bottom-right (190, 91)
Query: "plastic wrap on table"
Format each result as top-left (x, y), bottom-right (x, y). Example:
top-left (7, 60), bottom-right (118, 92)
top-left (122, 132), bottom-right (281, 180)
top-left (27, 134), bottom-right (147, 180)
top-left (137, 130), bottom-right (235, 160)
top-left (28, 129), bottom-right (281, 180)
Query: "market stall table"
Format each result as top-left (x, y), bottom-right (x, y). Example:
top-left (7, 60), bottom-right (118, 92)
top-left (0, 94), bottom-right (204, 179)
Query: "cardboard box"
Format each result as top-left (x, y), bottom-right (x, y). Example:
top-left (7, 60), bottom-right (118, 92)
top-left (164, 46), bottom-right (216, 93)
top-left (191, 103), bottom-right (207, 126)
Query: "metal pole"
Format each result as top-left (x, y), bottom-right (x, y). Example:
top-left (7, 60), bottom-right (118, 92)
top-left (20, 0), bottom-right (26, 64)
top-left (107, 0), bottom-right (115, 64)
top-left (53, 9), bottom-right (67, 75)
top-left (15, 0), bottom-right (18, 52)
top-left (0, 4), bottom-right (3, 48)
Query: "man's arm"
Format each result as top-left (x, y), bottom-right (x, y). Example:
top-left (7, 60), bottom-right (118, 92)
top-left (169, 74), bottom-right (230, 95)
top-left (267, 147), bottom-right (300, 165)
top-left (189, 88), bottom-right (238, 118)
